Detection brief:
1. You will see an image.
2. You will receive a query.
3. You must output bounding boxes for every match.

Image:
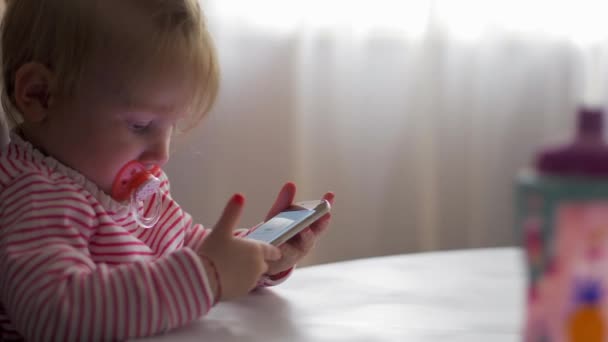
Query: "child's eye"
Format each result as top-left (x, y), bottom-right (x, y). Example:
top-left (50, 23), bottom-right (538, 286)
top-left (128, 121), bottom-right (151, 133)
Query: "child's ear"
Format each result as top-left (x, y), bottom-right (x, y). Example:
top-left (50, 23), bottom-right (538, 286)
top-left (13, 62), bottom-right (56, 123)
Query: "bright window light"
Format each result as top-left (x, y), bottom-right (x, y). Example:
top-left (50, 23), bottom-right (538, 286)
top-left (436, 0), bottom-right (608, 45)
top-left (210, 0), bottom-right (608, 45)
top-left (210, 0), bottom-right (430, 37)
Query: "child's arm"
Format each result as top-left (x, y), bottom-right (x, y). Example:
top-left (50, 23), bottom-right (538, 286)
top-left (0, 175), bottom-right (217, 341)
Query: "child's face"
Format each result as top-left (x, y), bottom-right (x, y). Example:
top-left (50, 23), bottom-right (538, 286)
top-left (42, 59), bottom-right (194, 197)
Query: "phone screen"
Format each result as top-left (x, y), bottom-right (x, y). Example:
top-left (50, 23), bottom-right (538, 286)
top-left (246, 209), bottom-right (315, 244)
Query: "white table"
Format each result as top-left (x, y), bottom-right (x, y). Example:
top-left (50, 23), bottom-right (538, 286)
top-left (142, 248), bottom-right (526, 342)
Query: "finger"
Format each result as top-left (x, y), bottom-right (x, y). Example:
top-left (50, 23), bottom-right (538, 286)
top-left (310, 192), bottom-right (334, 235)
top-left (259, 242), bottom-right (282, 261)
top-left (290, 228), bottom-right (316, 252)
top-left (211, 194), bottom-right (245, 238)
top-left (322, 192), bottom-right (335, 206)
top-left (274, 244), bottom-right (299, 266)
top-left (310, 213), bottom-right (332, 236)
top-left (265, 182), bottom-right (297, 220)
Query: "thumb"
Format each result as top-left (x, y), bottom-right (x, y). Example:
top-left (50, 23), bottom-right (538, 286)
top-left (211, 194), bottom-right (245, 238)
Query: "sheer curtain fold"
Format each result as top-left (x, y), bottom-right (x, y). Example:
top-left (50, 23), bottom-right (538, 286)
top-left (166, 1), bottom-right (607, 265)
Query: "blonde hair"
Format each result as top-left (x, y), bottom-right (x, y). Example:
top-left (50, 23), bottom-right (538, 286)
top-left (1, 0), bottom-right (219, 129)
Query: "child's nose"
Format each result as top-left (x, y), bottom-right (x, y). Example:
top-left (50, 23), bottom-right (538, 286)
top-left (141, 139), bottom-right (170, 167)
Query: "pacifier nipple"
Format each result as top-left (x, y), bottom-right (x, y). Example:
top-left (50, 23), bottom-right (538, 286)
top-left (112, 161), bottom-right (162, 229)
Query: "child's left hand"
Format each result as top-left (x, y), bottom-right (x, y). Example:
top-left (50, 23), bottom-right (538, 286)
top-left (261, 182), bottom-right (334, 276)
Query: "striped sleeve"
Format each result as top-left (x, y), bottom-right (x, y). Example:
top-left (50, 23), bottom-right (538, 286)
top-left (0, 174), bottom-right (215, 341)
top-left (156, 171), bottom-right (209, 251)
top-left (182, 215), bottom-right (208, 251)
top-left (182, 218), bottom-right (249, 250)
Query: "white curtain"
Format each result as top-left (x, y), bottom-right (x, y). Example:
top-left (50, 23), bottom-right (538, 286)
top-left (166, 0), bottom-right (608, 265)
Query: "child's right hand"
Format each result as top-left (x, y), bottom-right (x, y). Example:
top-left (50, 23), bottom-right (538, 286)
top-left (198, 194), bottom-right (281, 302)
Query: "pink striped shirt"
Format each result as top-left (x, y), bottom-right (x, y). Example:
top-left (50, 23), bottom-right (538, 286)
top-left (0, 134), bottom-right (289, 341)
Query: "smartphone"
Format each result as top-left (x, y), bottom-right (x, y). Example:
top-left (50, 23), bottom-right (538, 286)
top-left (246, 200), bottom-right (331, 246)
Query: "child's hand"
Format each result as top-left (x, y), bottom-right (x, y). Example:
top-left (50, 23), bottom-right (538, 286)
top-left (262, 183), bottom-right (335, 276)
top-left (199, 194), bottom-right (281, 302)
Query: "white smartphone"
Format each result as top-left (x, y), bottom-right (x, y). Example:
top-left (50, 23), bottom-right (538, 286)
top-left (246, 200), bottom-right (331, 246)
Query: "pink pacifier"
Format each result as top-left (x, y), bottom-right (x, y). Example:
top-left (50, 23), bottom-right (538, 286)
top-left (111, 161), bottom-right (162, 229)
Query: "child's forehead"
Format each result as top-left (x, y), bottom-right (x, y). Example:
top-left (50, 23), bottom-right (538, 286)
top-left (125, 76), bottom-right (195, 116)
top-left (62, 47), bottom-right (192, 125)
top-left (96, 63), bottom-right (195, 115)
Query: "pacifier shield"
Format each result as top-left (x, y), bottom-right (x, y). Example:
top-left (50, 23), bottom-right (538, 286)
top-left (112, 161), bottom-right (161, 202)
